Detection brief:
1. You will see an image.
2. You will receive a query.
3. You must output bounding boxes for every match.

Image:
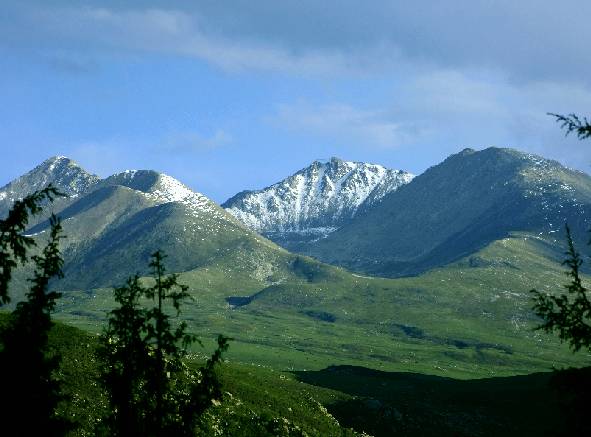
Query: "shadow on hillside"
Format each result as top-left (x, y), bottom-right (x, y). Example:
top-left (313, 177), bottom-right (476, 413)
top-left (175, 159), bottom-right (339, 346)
top-left (293, 365), bottom-right (591, 437)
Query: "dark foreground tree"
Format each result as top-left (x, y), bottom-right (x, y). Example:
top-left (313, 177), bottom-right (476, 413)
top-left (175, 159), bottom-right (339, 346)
top-left (0, 185), bottom-right (62, 305)
top-left (531, 114), bottom-right (591, 349)
top-left (531, 225), bottom-right (591, 352)
top-left (101, 250), bottom-right (229, 437)
top-left (531, 228), bottom-right (591, 436)
top-left (0, 186), bottom-right (70, 435)
top-left (99, 275), bottom-right (150, 436)
top-left (529, 113), bottom-right (591, 436)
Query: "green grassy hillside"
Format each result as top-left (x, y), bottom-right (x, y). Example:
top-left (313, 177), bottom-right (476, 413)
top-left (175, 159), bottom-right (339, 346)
top-left (1, 313), bottom-right (586, 437)
top-left (20, 170), bottom-right (286, 292)
top-left (0, 313), bottom-right (358, 437)
top-left (5, 151), bottom-right (588, 380)
top-left (54, 230), bottom-right (589, 379)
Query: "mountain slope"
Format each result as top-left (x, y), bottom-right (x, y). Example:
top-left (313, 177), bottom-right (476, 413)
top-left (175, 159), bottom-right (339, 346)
top-left (23, 168), bottom-right (285, 290)
top-left (223, 157), bottom-right (413, 251)
top-left (306, 147), bottom-right (591, 277)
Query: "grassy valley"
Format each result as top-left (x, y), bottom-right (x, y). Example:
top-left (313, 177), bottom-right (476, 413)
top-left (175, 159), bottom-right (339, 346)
top-left (54, 230), bottom-right (589, 378)
top-left (2, 306), bottom-right (587, 436)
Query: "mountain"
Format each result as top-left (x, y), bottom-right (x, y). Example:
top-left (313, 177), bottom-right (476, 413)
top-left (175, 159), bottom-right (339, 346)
top-left (2, 153), bottom-right (587, 378)
top-left (0, 156), bottom-right (100, 218)
top-left (23, 168), bottom-right (286, 290)
top-left (223, 157), bottom-right (413, 251)
top-left (306, 147), bottom-right (591, 277)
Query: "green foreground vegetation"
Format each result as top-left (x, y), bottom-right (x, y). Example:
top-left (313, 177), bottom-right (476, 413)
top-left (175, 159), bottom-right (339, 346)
top-left (1, 312), bottom-right (588, 436)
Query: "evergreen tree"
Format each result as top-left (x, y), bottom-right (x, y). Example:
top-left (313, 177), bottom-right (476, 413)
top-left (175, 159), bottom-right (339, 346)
top-left (0, 185), bottom-right (61, 305)
top-left (531, 224), bottom-right (591, 352)
top-left (101, 250), bottom-right (229, 436)
top-left (143, 250), bottom-right (196, 435)
top-left (531, 114), bottom-right (591, 351)
top-left (0, 186), bottom-right (69, 435)
top-left (530, 113), bottom-right (591, 435)
top-left (100, 275), bottom-right (151, 436)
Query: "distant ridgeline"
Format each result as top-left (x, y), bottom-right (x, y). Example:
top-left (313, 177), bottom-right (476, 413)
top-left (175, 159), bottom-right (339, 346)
top-left (3, 148), bottom-right (591, 286)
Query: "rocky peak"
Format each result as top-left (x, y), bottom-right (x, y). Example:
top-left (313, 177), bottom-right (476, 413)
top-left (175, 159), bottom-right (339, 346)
top-left (223, 158), bottom-right (414, 243)
top-left (0, 156), bottom-right (100, 214)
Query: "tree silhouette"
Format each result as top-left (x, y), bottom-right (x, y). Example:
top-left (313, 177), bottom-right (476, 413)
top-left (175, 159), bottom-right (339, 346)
top-left (549, 113), bottom-right (591, 140)
top-left (531, 114), bottom-right (591, 351)
top-left (100, 250), bottom-right (229, 436)
top-left (143, 250), bottom-right (194, 435)
top-left (0, 186), bottom-right (69, 435)
top-left (100, 275), bottom-right (151, 436)
top-left (531, 225), bottom-right (591, 352)
top-left (530, 113), bottom-right (591, 436)
top-left (0, 185), bottom-right (62, 305)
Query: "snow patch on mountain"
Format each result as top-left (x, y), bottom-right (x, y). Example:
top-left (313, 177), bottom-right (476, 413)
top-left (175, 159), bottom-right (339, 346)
top-left (149, 173), bottom-right (222, 217)
top-left (104, 170), bottom-right (225, 220)
top-left (223, 157), bottom-right (413, 238)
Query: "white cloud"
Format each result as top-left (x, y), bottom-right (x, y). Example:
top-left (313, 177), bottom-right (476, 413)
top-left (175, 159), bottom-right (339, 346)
top-left (272, 102), bottom-right (422, 149)
top-left (23, 6), bottom-right (359, 76)
top-left (5, 2), bottom-right (588, 83)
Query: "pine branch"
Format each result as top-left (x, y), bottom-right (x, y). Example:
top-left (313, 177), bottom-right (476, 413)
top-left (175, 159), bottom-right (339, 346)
top-left (549, 113), bottom-right (591, 140)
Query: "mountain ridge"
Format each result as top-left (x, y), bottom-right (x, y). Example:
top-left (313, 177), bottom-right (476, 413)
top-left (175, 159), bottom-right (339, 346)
top-left (3, 159), bottom-right (286, 292)
top-left (223, 156), bottom-right (413, 251)
top-left (305, 147), bottom-right (591, 277)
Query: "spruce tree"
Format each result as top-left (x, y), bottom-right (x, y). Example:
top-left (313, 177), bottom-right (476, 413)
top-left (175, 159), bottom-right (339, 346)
top-left (530, 114), bottom-right (591, 435)
top-left (0, 185), bottom-right (61, 305)
top-left (0, 186), bottom-right (69, 435)
top-left (531, 224), bottom-right (591, 352)
top-left (100, 275), bottom-right (151, 436)
top-left (549, 112), bottom-right (591, 140)
top-left (101, 250), bottom-right (229, 436)
top-left (143, 250), bottom-right (195, 435)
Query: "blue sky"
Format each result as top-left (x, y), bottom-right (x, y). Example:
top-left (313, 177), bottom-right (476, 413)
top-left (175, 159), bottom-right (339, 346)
top-left (1, 1), bottom-right (590, 202)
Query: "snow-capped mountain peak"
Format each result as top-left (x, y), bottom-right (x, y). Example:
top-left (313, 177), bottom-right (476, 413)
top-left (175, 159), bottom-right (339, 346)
top-left (222, 158), bottom-right (413, 247)
top-left (0, 156), bottom-right (100, 214)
